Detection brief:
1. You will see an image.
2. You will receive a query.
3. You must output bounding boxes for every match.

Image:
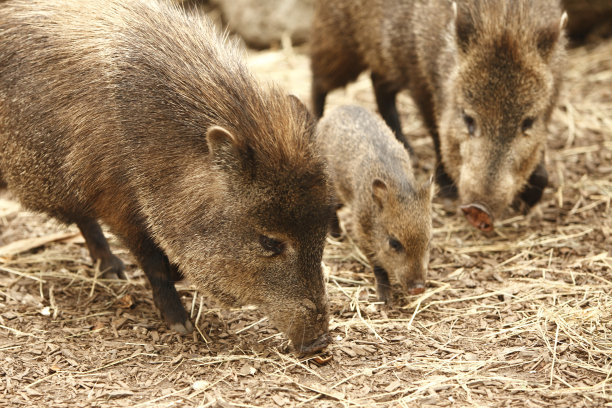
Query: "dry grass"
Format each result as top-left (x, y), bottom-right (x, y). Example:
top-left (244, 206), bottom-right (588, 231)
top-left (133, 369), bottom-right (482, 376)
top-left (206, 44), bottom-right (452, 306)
top-left (0, 34), bottom-right (610, 408)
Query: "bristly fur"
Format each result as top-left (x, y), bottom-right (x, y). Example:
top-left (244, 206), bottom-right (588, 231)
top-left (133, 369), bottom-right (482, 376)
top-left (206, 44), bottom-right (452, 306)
top-left (0, 0), bottom-right (331, 352)
top-left (317, 105), bottom-right (433, 303)
top-left (311, 0), bottom-right (567, 225)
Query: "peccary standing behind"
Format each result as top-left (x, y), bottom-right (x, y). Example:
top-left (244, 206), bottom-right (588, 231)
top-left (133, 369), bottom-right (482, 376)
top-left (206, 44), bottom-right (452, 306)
top-left (0, 0), bottom-right (332, 354)
top-left (311, 0), bottom-right (567, 231)
top-left (317, 105), bottom-right (433, 304)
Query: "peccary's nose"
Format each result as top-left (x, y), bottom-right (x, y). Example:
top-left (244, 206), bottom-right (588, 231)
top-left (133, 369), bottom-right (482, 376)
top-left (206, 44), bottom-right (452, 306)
top-left (460, 203), bottom-right (494, 231)
top-left (408, 282), bottom-right (425, 295)
top-left (298, 332), bottom-right (330, 355)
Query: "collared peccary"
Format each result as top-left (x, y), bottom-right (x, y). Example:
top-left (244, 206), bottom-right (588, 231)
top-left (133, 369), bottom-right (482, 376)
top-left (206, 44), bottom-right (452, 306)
top-left (0, 0), bottom-right (331, 354)
top-left (311, 0), bottom-right (568, 231)
top-left (317, 105), bottom-right (433, 304)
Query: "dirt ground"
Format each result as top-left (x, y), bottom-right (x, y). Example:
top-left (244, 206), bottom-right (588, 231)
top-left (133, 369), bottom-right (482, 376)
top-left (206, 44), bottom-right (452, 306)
top-left (1, 29), bottom-right (611, 408)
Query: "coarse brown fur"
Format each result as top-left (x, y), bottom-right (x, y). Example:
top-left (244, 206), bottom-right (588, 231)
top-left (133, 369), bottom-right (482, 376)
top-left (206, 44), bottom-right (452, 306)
top-left (0, 0), bottom-right (332, 353)
top-left (311, 0), bottom-right (567, 227)
top-left (317, 106), bottom-right (433, 304)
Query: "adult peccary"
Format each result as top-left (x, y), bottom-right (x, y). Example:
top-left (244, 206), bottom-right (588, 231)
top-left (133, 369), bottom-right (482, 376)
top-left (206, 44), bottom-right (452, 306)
top-left (0, 0), bottom-right (331, 354)
top-left (317, 105), bottom-right (433, 304)
top-left (311, 0), bottom-right (567, 231)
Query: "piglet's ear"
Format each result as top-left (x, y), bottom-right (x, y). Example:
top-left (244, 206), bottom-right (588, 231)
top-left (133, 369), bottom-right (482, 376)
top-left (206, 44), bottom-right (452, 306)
top-left (372, 178), bottom-right (389, 209)
top-left (537, 11), bottom-right (567, 60)
top-left (206, 125), bottom-right (241, 167)
top-left (419, 177), bottom-right (437, 203)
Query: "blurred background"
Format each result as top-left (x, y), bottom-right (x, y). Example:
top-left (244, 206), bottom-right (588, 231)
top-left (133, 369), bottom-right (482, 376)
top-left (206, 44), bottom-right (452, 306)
top-left (176, 0), bottom-right (612, 49)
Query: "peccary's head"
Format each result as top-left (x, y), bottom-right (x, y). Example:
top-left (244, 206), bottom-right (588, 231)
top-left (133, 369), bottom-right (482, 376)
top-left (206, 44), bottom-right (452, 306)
top-left (368, 179), bottom-right (434, 295)
top-left (439, 0), bottom-right (567, 230)
top-left (151, 94), bottom-right (332, 354)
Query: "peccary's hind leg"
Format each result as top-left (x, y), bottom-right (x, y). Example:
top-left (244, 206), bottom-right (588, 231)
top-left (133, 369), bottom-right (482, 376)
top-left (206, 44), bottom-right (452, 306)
top-left (373, 266), bottom-right (393, 305)
top-left (77, 218), bottom-right (125, 280)
top-left (435, 162), bottom-right (458, 200)
top-left (371, 73), bottom-right (414, 157)
top-left (518, 161), bottom-right (548, 212)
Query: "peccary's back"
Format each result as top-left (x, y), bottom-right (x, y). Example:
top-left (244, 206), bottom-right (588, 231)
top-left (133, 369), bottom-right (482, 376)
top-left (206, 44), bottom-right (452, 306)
top-left (317, 105), bottom-right (414, 203)
top-left (0, 0), bottom-right (301, 223)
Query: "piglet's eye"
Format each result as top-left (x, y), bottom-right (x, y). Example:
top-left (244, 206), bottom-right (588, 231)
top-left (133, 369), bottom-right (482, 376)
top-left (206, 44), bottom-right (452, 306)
top-left (462, 110), bottom-right (476, 135)
top-left (389, 237), bottom-right (403, 252)
top-left (521, 117), bottom-right (535, 133)
top-left (259, 234), bottom-right (284, 256)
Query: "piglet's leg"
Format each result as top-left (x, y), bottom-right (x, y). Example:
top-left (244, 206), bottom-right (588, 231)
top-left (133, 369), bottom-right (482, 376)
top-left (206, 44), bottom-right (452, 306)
top-left (373, 266), bottom-right (393, 305)
top-left (77, 218), bottom-right (125, 280)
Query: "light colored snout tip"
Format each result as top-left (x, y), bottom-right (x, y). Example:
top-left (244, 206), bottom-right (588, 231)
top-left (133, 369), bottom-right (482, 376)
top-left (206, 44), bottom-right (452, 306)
top-left (460, 203), bottom-right (494, 232)
top-left (408, 284), bottom-right (426, 296)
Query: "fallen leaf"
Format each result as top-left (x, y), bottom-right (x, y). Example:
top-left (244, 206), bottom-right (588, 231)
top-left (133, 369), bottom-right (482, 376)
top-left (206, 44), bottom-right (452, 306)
top-left (116, 294), bottom-right (134, 309)
top-left (238, 365), bottom-right (257, 376)
top-left (312, 354), bottom-right (333, 366)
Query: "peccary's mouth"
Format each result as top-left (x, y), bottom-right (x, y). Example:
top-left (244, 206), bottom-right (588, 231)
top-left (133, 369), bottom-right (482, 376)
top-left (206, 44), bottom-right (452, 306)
top-left (297, 332), bottom-right (330, 355)
top-left (460, 203), bottom-right (494, 231)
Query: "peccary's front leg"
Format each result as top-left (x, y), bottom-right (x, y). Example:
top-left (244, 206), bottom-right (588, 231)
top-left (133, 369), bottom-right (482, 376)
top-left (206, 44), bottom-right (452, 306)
top-left (518, 161), bottom-right (548, 211)
top-left (311, 78), bottom-right (328, 119)
top-left (77, 218), bottom-right (125, 280)
top-left (328, 202), bottom-right (344, 239)
top-left (373, 266), bottom-right (393, 305)
top-left (371, 73), bottom-right (414, 157)
top-left (126, 235), bottom-right (193, 334)
top-left (434, 162), bottom-right (458, 200)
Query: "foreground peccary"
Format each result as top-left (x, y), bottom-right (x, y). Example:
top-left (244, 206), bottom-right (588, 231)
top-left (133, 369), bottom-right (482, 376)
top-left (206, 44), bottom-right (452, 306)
top-left (311, 0), bottom-right (567, 231)
top-left (0, 0), bottom-right (331, 353)
top-left (317, 105), bottom-right (433, 304)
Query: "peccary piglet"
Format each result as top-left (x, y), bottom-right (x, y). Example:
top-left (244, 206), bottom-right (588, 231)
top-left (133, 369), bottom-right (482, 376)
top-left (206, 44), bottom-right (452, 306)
top-left (311, 0), bottom-right (567, 231)
top-left (0, 0), bottom-right (331, 354)
top-left (317, 105), bottom-right (433, 304)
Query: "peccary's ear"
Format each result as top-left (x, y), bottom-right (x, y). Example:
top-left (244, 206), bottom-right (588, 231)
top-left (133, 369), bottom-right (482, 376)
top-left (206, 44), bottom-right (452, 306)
top-left (419, 177), bottom-right (437, 203)
top-left (288, 94), bottom-right (308, 111)
top-left (206, 125), bottom-right (241, 168)
top-left (536, 11), bottom-right (567, 59)
top-left (288, 94), bottom-right (316, 138)
top-left (453, 2), bottom-right (476, 54)
top-left (372, 179), bottom-right (389, 209)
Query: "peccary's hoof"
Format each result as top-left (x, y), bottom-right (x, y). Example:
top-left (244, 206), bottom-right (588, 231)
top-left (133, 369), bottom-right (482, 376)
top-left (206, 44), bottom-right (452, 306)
top-left (377, 289), bottom-right (393, 306)
top-left (169, 319), bottom-right (194, 335)
top-left (460, 203), bottom-right (494, 232)
top-left (100, 255), bottom-right (126, 280)
top-left (298, 333), bottom-right (329, 355)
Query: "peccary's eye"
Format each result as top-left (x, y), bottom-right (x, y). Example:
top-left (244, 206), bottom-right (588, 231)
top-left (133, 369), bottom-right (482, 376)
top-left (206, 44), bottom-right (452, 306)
top-left (462, 111), bottom-right (476, 135)
top-left (521, 117), bottom-right (535, 133)
top-left (389, 237), bottom-right (403, 252)
top-left (259, 235), bottom-right (284, 256)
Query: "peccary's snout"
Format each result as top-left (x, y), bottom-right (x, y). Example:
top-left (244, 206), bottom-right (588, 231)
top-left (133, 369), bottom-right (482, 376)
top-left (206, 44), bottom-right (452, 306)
top-left (460, 203), bottom-right (494, 231)
top-left (407, 281), bottom-right (425, 295)
top-left (298, 332), bottom-right (330, 355)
